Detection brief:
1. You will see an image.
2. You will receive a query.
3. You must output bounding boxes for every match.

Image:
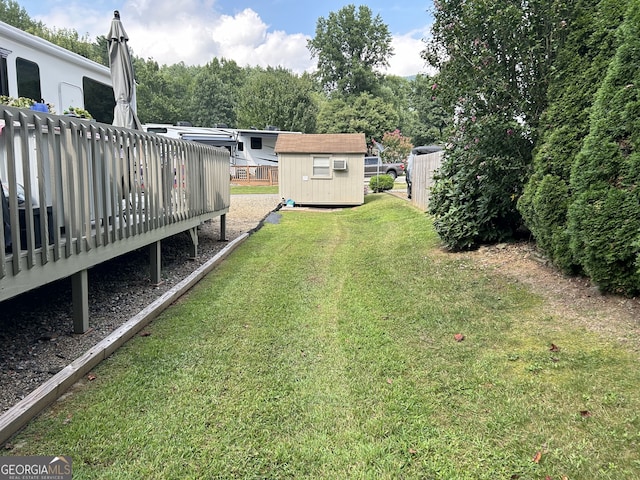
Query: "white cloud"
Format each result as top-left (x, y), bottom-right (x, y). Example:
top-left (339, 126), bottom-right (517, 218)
top-left (32, 1), bottom-right (428, 77)
top-left (384, 29), bottom-right (435, 78)
top-left (207, 8), bottom-right (313, 72)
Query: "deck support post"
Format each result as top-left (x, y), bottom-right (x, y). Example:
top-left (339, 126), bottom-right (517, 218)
top-left (220, 213), bottom-right (227, 241)
top-left (150, 240), bottom-right (161, 285)
top-left (188, 227), bottom-right (198, 258)
top-left (72, 269), bottom-right (89, 334)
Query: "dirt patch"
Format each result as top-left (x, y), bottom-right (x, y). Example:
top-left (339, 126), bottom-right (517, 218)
top-left (458, 241), bottom-right (640, 351)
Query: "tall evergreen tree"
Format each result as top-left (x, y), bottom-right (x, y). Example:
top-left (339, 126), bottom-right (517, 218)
top-left (566, 1), bottom-right (640, 295)
top-left (518, 0), bottom-right (627, 273)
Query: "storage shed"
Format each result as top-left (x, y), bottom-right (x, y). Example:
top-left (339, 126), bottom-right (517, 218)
top-left (275, 133), bottom-right (367, 206)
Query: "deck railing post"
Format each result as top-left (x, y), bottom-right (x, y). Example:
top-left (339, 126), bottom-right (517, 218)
top-left (72, 269), bottom-right (89, 333)
top-left (220, 213), bottom-right (226, 241)
top-left (150, 240), bottom-right (161, 285)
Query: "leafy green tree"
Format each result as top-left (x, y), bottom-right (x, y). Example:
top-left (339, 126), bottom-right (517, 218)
top-left (133, 58), bottom-right (194, 124)
top-left (307, 4), bottom-right (393, 97)
top-left (92, 35), bottom-right (110, 67)
top-left (378, 75), bottom-right (413, 137)
top-left (191, 73), bottom-right (235, 127)
top-left (518, 0), bottom-right (626, 273)
top-left (423, 0), bottom-right (563, 249)
top-left (316, 92), bottom-right (398, 146)
top-left (236, 67), bottom-right (318, 133)
top-left (424, 0), bottom-right (560, 138)
top-left (408, 74), bottom-right (449, 145)
top-left (190, 59), bottom-right (246, 127)
top-left (1, 0), bottom-right (106, 64)
top-left (0, 0), bottom-right (43, 32)
top-left (380, 130), bottom-right (412, 163)
top-left (429, 114), bottom-right (533, 250)
top-left (566, 1), bottom-right (640, 295)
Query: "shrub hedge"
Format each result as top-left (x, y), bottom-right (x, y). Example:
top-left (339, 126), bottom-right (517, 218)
top-left (368, 174), bottom-right (395, 193)
top-left (428, 113), bottom-right (532, 250)
top-left (566, 1), bottom-right (640, 294)
top-left (518, 0), bottom-right (627, 275)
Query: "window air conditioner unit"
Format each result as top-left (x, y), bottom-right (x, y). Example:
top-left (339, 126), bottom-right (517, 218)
top-left (333, 159), bottom-right (347, 170)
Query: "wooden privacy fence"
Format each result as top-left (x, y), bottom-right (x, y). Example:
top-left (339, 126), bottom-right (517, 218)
top-left (230, 165), bottom-right (278, 185)
top-left (411, 150), bottom-right (444, 211)
top-left (0, 105), bottom-right (230, 332)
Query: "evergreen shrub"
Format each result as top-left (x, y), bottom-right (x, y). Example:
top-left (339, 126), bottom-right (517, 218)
top-left (428, 114), bottom-right (532, 250)
top-left (369, 175), bottom-right (394, 193)
top-left (567, 2), bottom-right (640, 295)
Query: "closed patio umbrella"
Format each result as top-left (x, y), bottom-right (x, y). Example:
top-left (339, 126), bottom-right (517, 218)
top-left (108, 10), bottom-right (141, 129)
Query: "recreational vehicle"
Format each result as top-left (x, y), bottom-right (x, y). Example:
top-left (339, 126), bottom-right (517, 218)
top-left (0, 20), bottom-right (115, 122)
top-left (230, 127), bottom-right (295, 166)
top-left (144, 124), bottom-right (301, 185)
top-left (144, 124), bottom-right (302, 166)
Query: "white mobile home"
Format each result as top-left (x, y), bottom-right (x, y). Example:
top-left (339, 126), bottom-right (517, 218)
top-left (0, 20), bottom-right (115, 122)
top-left (276, 133), bottom-right (367, 206)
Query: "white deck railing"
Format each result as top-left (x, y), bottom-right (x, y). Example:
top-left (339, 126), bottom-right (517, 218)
top-left (0, 105), bottom-right (230, 330)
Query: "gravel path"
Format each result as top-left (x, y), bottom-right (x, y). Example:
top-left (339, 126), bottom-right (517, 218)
top-left (0, 194), bottom-right (281, 414)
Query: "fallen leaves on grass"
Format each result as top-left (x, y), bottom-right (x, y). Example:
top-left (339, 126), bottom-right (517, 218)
top-left (580, 410), bottom-right (592, 418)
top-left (454, 333), bottom-right (465, 342)
top-left (549, 343), bottom-right (560, 352)
top-left (87, 373), bottom-right (97, 381)
top-left (532, 451), bottom-right (542, 463)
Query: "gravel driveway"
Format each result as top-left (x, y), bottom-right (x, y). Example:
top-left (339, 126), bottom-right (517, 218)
top-left (0, 194), bottom-right (281, 414)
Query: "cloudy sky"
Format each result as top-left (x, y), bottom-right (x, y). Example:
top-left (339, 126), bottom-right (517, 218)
top-left (15, 0), bottom-right (435, 77)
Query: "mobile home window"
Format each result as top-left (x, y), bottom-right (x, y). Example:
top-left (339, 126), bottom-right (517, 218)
top-left (83, 77), bottom-right (116, 124)
top-left (0, 48), bottom-right (9, 97)
top-left (250, 137), bottom-right (262, 150)
top-left (16, 57), bottom-right (41, 102)
top-left (313, 157), bottom-right (331, 177)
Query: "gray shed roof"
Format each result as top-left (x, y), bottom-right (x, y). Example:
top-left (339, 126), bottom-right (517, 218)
top-left (275, 133), bottom-right (367, 154)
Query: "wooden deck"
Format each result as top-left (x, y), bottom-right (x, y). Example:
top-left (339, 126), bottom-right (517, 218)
top-left (230, 165), bottom-right (278, 186)
top-left (0, 105), bottom-right (230, 332)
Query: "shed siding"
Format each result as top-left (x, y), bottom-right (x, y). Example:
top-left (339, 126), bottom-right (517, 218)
top-left (279, 153), bottom-right (364, 206)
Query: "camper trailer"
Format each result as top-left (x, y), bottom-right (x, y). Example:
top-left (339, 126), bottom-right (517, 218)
top-left (144, 124), bottom-right (301, 167)
top-left (0, 20), bottom-right (115, 122)
top-left (144, 124), bottom-right (301, 185)
top-left (230, 127), bottom-right (289, 166)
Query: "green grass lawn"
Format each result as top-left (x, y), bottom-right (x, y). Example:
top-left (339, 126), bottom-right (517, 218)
top-left (5, 195), bottom-right (640, 479)
top-left (231, 184), bottom-right (279, 194)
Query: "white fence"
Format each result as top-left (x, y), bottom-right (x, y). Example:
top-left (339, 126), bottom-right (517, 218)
top-left (410, 151), bottom-right (444, 211)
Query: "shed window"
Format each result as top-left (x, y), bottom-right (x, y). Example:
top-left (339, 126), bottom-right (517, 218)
top-left (313, 157), bottom-right (331, 177)
top-left (16, 57), bottom-right (41, 102)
